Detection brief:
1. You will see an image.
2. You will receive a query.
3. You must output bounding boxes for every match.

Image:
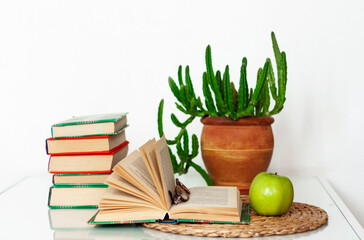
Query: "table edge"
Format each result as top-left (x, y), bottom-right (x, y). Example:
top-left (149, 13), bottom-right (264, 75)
top-left (317, 177), bottom-right (364, 239)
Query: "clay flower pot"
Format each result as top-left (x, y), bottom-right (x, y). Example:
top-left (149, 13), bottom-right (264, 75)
top-left (200, 116), bottom-right (274, 194)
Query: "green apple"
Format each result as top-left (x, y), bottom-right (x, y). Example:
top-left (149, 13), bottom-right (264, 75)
top-left (249, 172), bottom-right (294, 216)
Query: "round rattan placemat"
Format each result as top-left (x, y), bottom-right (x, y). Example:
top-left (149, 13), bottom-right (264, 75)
top-left (143, 196), bottom-right (328, 238)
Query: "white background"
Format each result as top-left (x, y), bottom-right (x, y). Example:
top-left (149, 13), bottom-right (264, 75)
top-left (0, 0), bottom-right (363, 228)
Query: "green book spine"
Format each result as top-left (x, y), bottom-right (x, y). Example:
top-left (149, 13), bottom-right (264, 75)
top-left (52, 113), bottom-right (127, 127)
top-left (49, 205), bottom-right (99, 209)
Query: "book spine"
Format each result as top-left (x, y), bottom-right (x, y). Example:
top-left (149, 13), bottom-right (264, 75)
top-left (52, 113), bottom-right (127, 127)
top-left (88, 219), bottom-right (156, 224)
top-left (51, 184), bottom-right (108, 188)
top-left (45, 139), bottom-right (49, 155)
top-left (54, 173), bottom-right (111, 176)
top-left (52, 125), bottom-right (128, 139)
top-left (49, 205), bottom-right (99, 209)
top-left (49, 170), bottom-right (113, 174)
top-left (47, 187), bottom-right (52, 207)
top-left (47, 156), bottom-right (52, 172)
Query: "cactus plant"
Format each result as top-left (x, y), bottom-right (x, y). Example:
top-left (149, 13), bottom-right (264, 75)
top-left (158, 32), bottom-right (287, 186)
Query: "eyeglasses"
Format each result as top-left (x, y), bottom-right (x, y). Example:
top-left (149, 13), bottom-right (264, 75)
top-left (168, 178), bottom-right (191, 205)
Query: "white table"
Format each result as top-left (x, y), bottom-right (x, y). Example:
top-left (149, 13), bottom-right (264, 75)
top-left (0, 174), bottom-right (363, 240)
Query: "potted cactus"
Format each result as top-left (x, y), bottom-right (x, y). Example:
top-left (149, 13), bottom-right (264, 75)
top-left (158, 32), bottom-right (287, 194)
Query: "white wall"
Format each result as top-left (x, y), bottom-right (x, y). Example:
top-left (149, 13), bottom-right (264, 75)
top-left (1, 0), bottom-right (363, 227)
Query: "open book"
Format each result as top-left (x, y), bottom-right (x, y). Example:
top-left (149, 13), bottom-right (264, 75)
top-left (89, 136), bottom-right (249, 224)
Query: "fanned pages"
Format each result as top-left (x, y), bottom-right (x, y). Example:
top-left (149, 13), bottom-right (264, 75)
top-left (139, 139), bottom-right (167, 210)
top-left (154, 136), bottom-right (176, 209)
top-left (113, 150), bottom-right (164, 209)
top-left (89, 136), bottom-right (249, 225)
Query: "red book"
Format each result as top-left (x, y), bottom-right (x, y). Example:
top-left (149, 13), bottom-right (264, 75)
top-left (48, 141), bottom-right (129, 174)
top-left (46, 130), bottom-right (126, 155)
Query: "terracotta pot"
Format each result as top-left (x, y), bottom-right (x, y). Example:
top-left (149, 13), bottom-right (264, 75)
top-left (200, 116), bottom-right (274, 194)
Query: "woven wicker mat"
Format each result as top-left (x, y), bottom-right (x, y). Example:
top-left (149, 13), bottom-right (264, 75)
top-left (143, 196), bottom-right (328, 238)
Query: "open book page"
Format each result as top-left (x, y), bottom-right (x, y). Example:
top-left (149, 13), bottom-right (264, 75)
top-left (93, 207), bottom-right (166, 223)
top-left (139, 139), bottom-right (166, 209)
top-left (113, 150), bottom-right (164, 209)
top-left (155, 136), bottom-right (176, 210)
top-left (105, 173), bottom-right (161, 207)
top-left (99, 187), bottom-right (161, 211)
top-left (168, 186), bottom-right (241, 222)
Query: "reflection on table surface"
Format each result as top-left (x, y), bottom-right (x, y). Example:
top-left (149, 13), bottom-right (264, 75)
top-left (48, 208), bottom-right (328, 240)
top-left (0, 175), bottom-right (361, 240)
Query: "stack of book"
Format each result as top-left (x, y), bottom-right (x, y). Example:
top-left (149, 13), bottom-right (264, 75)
top-left (46, 113), bottom-right (129, 209)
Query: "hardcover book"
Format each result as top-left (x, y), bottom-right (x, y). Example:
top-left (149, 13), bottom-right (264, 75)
top-left (48, 184), bottom-right (108, 209)
top-left (46, 129), bottom-right (126, 155)
top-left (89, 136), bottom-right (249, 225)
top-left (51, 112), bottom-right (127, 138)
top-left (48, 141), bottom-right (129, 174)
top-left (52, 173), bottom-right (111, 185)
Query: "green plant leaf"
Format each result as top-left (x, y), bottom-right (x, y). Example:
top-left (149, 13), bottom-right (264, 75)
top-left (205, 45), bottom-right (226, 115)
top-left (168, 77), bottom-right (183, 103)
top-left (168, 147), bottom-right (178, 173)
top-left (261, 69), bottom-right (270, 116)
top-left (245, 60), bottom-right (269, 115)
top-left (185, 65), bottom-right (196, 102)
top-left (267, 58), bottom-right (278, 102)
top-left (230, 82), bottom-right (238, 114)
top-left (216, 70), bottom-right (223, 99)
top-left (182, 116), bottom-right (195, 128)
top-left (157, 99), bottom-right (165, 138)
top-left (183, 130), bottom-right (189, 158)
top-left (224, 65), bottom-right (235, 118)
top-left (202, 72), bottom-right (218, 116)
top-left (191, 134), bottom-right (199, 158)
top-left (175, 102), bottom-right (188, 114)
top-left (180, 85), bottom-right (189, 109)
top-left (238, 57), bottom-right (248, 116)
top-left (255, 67), bottom-right (263, 116)
top-left (176, 140), bottom-right (184, 160)
top-left (178, 65), bottom-right (183, 86)
top-left (171, 113), bottom-right (183, 128)
top-left (271, 31), bottom-right (281, 69)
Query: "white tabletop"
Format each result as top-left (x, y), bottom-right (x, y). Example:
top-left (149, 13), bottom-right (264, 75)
top-left (0, 174), bottom-right (363, 240)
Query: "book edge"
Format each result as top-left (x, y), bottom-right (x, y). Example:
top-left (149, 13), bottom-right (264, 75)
top-left (52, 124), bottom-right (129, 139)
top-left (47, 140), bottom-right (129, 157)
top-left (52, 113), bottom-right (128, 127)
top-left (87, 203), bottom-right (250, 225)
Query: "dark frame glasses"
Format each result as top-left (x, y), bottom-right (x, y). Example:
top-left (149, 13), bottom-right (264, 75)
top-left (169, 178), bottom-right (191, 205)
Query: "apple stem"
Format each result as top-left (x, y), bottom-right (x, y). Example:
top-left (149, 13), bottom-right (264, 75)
top-left (275, 172), bottom-right (277, 175)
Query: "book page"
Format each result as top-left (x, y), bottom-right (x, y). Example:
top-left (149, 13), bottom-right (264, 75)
top-left (105, 173), bottom-right (160, 207)
top-left (169, 186), bottom-right (238, 211)
top-left (139, 139), bottom-right (166, 209)
top-left (99, 187), bottom-right (161, 211)
top-left (115, 150), bottom-right (163, 207)
top-left (155, 136), bottom-right (176, 209)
